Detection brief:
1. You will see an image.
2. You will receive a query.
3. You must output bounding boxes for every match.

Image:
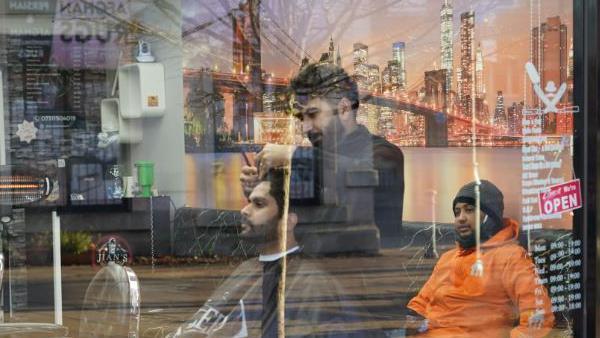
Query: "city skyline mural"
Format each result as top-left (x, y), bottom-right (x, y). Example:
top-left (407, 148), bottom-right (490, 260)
top-left (181, 0), bottom-right (574, 149)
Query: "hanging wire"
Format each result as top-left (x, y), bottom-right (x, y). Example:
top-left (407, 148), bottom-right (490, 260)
top-left (258, 1), bottom-right (311, 62)
top-left (430, 189), bottom-right (439, 258)
top-left (467, 3), bottom-right (484, 277)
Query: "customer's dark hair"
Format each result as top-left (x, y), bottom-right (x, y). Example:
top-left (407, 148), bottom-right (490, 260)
top-left (262, 168), bottom-right (290, 218)
top-left (290, 62), bottom-right (360, 112)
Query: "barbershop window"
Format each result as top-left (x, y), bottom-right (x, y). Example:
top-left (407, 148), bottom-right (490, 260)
top-left (0, 0), bottom-right (588, 337)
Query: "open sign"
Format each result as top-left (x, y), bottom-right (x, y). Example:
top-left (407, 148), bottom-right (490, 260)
top-left (538, 179), bottom-right (582, 216)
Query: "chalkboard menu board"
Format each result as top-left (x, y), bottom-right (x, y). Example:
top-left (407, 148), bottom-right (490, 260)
top-left (0, 1), bottom-right (129, 207)
top-left (2, 29), bottom-right (106, 161)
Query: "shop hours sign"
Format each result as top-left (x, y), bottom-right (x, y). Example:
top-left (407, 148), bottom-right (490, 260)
top-left (538, 179), bottom-right (582, 216)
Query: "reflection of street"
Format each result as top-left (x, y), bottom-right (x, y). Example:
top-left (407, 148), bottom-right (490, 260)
top-left (12, 240), bottom-right (569, 336)
top-left (12, 247), bottom-right (443, 336)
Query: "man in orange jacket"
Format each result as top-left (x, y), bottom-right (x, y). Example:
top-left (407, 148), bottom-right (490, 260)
top-left (406, 180), bottom-right (554, 337)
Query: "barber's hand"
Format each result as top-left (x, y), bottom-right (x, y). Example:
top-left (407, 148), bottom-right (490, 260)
top-left (240, 165), bottom-right (258, 198)
top-left (256, 144), bottom-right (296, 178)
top-left (404, 314), bottom-right (429, 336)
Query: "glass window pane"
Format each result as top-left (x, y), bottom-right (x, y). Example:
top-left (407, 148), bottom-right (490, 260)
top-left (0, 0), bottom-right (582, 337)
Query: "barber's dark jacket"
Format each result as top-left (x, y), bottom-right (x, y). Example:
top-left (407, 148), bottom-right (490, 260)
top-left (296, 125), bottom-right (404, 233)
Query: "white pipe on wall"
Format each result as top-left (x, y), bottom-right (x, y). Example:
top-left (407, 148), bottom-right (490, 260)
top-left (0, 69), bottom-right (6, 166)
top-left (52, 211), bottom-right (63, 325)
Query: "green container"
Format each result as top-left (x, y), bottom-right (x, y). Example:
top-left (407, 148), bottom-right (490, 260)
top-left (135, 161), bottom-right (154, 197)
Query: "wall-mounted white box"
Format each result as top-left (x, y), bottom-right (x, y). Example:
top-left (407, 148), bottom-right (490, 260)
top-left (101, 98), bottom-right (142, 143)
top-left (118, 63), bottom-right (166, 119)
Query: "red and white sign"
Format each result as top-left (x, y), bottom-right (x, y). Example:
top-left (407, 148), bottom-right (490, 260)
top-left (538, 179), bottom-right (582, 216)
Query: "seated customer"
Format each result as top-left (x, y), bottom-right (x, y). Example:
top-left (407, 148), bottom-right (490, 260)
top-left (406, 180), bottom-right (554, 337)
top-left (170, 168), bottom-right (356, 337)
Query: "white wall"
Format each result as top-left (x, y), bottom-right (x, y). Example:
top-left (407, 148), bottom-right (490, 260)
top-left (124, 1), bottom-right (186, 206)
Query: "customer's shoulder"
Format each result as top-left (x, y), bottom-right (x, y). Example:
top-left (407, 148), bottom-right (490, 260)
top-left (487, 241), bottom-right (530, 261)
top-left (437, 247), bottom-right (460, 262)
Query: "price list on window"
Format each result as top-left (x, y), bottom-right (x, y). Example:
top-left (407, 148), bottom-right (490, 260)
top-left (521, 110), bottom-right (582, 314)
top-left (521, 113), bottom-right (566, 231)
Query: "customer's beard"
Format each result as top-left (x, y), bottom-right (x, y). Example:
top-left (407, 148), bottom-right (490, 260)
top-left (454, 217), bottom-right (504, 249)
top-left (240, 216), bottom-right (279, 246)
top-left (455, 231), bottom-right (477, 249)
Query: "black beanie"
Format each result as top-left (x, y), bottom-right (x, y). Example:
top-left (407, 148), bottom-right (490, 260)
top-left (452, 180), bottom-right (505, 239)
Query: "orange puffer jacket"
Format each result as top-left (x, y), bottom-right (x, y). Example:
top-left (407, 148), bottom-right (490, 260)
top-left (408, 218), bottom-right (554, 338)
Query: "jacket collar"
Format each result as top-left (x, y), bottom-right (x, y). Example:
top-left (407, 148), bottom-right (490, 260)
top-left (482, 218), bottom-right (519, 248)
top-left (457, 218), bottom-right (519, 255)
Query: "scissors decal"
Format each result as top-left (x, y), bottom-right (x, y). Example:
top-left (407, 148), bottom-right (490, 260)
top-left (526, 62), bottom-right (567, 114)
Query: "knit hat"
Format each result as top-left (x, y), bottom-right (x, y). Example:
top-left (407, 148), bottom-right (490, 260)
top-left (452, 180), bottom-right (505, 240)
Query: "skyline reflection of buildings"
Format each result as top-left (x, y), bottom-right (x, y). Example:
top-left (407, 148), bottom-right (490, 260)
top-left (191, 1), bottom-right (574, 148)
top-left (459, 11), bottom-right (475, 120)
top-left (440, 0), bottom-right (454, 94)
top-left (532, 16), bottom-right (571, 135)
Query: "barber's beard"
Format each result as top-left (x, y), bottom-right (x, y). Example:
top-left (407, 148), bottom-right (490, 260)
top-left (307, 130), bottom-right (322, 147)
top-left (307, 115), bottom-right (344, 149)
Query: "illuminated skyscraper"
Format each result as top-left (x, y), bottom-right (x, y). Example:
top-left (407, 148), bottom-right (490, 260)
top-left (353, 42), bottom-right (369, 81)
top-left (367, 64), bottom-right (381, 93)
top-left (382, 65), bottom-right (392, 94)
top-left (328, 36), bottom-right (335, 64)
top-left (475, 97), bottom-right (490, 124)
top-left (507, 101), bottom-right (524, 135)
top-left (459, 11), bottom-right (474, 118)
top-left (365, 105), bottom-right (380, 135)
top-left (568, 38), bottom-right (574, 80)
top-left (263, 73), bottom-right (276, 112)
top-left (475, 43), bottom-right (485, 98)
top-left (380, 61), bottom-right (395, 133)
top-left (392, 42), bottom-right (407, 88)
top-left (559, 38), bottom-right (574, 134)
top-left (352, 42), bottom-right (375, 132)
top-left (567, 38), bottom-right (573, 102)
top-left (532, 16), bottom-right (568, 133)
top-left (365, 64), bottom-right (381, 134)
top-left (388, 60), bottom-right (401, 93)
top-left (532, 16), bottom-right (568, 103)
top-left (456, 67), bottom-right (462, 101)
top-left (440, 0), bottom-right (453, 92)
top-left (558, 38), bottom-right (574, 135)
top-left (379, 106), bottom-right (395, 136)
top-left (231, 0), bottom-right (262, 140)
top-left (493, 91), bottom-right (507, 132)
top-left (232, 0), bottom-right (261, 76)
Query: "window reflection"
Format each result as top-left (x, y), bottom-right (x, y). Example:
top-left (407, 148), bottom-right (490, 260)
top-left (0, 0), bottom-right (580, 337)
